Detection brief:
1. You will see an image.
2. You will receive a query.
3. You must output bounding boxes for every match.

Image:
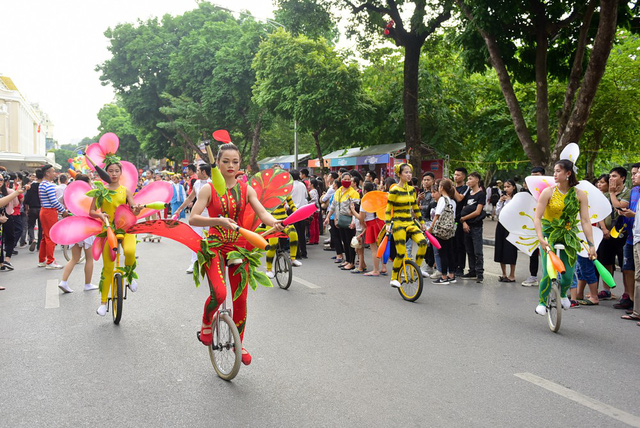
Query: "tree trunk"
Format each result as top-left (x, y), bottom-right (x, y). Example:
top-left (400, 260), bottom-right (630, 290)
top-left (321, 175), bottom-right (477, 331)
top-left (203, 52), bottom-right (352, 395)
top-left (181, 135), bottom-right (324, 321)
top-left (554, 0), bottom-right (619, 160)
top-left (403, 38), bottom-right (424, 174)
top-left (455, 0), bottom-right (546, 167)
top-left (249, 117), bottom-right (262, 174)
top-left (312, 127), bottom-right (326, 178)
top-left (533, 4), bottom-right (551, 161)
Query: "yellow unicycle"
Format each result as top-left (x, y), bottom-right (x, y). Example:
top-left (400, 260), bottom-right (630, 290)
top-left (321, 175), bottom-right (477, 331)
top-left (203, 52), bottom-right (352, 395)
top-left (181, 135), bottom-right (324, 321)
top-left (397, 256), bottom-right (424, 302)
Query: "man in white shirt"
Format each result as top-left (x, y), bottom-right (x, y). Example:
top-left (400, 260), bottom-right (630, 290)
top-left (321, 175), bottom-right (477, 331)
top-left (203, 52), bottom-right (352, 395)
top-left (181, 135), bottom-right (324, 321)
top-left (173, 164), bottom-right (212, 273)
top-left (290, 170), bottom-right (309, 259)
top-left (55, 174), bottom-right (68, 206)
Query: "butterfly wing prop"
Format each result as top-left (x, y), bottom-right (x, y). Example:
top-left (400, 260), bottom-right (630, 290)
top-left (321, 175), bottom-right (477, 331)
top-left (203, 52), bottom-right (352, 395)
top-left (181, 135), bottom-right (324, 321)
top-left (241, 168), bottom-right (293, 231)
top-left (499, 192), bottom-right (540, 256)
top-left (524, 176), bottom-right (555, 201)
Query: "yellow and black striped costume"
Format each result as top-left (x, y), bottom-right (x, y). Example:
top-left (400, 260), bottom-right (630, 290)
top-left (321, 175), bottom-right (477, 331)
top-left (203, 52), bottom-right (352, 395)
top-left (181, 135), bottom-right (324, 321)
top-left (266, 196), bottom-right (298, 270)
top-left (385, 182), bottom-right (427, 281)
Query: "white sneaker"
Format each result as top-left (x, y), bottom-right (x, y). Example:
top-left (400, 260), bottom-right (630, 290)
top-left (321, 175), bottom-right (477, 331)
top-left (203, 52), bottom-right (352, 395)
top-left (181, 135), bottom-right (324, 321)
top-left (266, 270), bottom-right (275, 278)
top-left (292, 259), bottom-right (302, 267)
top-left (186, 263), bottom-right (194, 274)
top-left (58, 282), bottom-right (73, 293)
top-left (522, 276), bottom-right (538, 287)
top-left (129, 279), bottom-right (138, 293)
top-left (390, 280), bottom-right (401, 288)
top-left (560, 297), bottom-right (571, 310)
top-left (535, 304), bottom-right (547, 315)
top-left (37, 262), bottom-right (46, 267)
top-left (84, 283), bottom-right (98, 291)
top-left (421, 270), bottom-right (430, 277)
top-left (96, 304), bottom-right (107, 316)
top-left (46, 262), bottom-right (63, 270)
top-left (430, 270), bottom-right (442, 279)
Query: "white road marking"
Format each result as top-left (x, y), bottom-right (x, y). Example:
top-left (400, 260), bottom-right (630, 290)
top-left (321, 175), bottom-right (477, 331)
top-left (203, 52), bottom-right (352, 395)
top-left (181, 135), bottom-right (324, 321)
top-left (515, 372), bottom-right (640, 427)
top-left (45, 279), bottom-right (59, 309)
top-left (292, 276), bottom-right (320, 289)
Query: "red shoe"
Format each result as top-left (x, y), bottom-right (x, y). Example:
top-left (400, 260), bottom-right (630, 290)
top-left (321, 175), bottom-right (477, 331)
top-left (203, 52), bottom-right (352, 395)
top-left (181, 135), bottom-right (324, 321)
top-left (241, 348), bottom-right (252, 366)
top-left (198, 325), bottom-right (213, 346)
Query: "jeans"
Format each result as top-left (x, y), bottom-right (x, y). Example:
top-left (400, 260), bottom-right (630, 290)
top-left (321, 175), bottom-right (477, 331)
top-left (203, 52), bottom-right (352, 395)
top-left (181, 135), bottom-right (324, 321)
top-left (455, 222), bottom-right (466, 273)
top-left (464, 225), bottom-right (484, 276)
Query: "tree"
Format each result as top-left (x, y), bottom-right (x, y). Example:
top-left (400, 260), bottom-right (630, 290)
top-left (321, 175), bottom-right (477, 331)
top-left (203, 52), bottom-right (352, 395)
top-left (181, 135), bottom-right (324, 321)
top-left (253, 29), bottom-right (374, 175)
top-left (274, 0), bottom-right (339, 41)
top-left (96, 103), bottom-right (145, 166)
top-left (454, 0), bottom-right (638, 167)
top-left (332, 0), bottom-right (453, 172)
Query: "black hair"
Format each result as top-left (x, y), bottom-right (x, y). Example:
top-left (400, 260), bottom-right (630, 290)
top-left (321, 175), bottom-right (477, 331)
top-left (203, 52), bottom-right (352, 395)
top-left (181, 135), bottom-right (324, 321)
top-left (363, 181), bottom-right (375, 193)
top-left (468, 172), bottom-right (484, 189)
top-left (383, 177), bottom-right (396, 192)
top-left (187, 164), bottom-right (197, 173)
top-left (353, 176), bottom-right (361, 188)
top-left (59, 174), bottom-right (68, 184)
top-left (329, 172), bottom-right (339, 180)
top-left (290, 169), bottom-right (300, 181)
top-left (504, 179), bottom-right (518, 196)
top-left (366, 171), bottom-right (377, 180)
top-left (35, 168), bottom-right (44, 180)
top-left (350, 170), bottom-right (362, 180)
top-left (300, 168), bottom-right (309, 177)
top-left (41, 165), bottom-right (54, 175)
top-left (198, 164), bottom-right (211, 178)
top-left (338, 168), bottom-right (348, 174)
top-left (633, 163), bottom-right (640, 170)
top-left (310, 178), bottom-right (319, 190)
top-left (454, 167), bottom-right (468, 176)
top-left (411, 177), bottom-right (418, 186)
top-left (555, 160), bottom-right (579, 187)
top-left (216, 143), bottom-right (240, 162)
top-left (422, 172), bottom-right (435, 179)
top-left (531, 166), bottom-right (545, 175)
top-left (74, 173), bottom-right (90, 184)
top-left (609, 166), bottom-right (627, 181)
top-left (597, 173), bottom-right (610, 183)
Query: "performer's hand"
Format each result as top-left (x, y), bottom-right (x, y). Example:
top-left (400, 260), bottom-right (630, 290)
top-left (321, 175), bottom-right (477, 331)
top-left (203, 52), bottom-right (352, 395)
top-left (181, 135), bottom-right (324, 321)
top-left (132, 204), bottom-right (142, 215)
top-left (218, 217), bottom-right (237, 230)
top-left (540, 239), bottom-right (551, 254)
top-left (420, 223), bottom-right (426, 232)
top-left (102, 213), bottom-right (110, 224)
top-left (272, 220), bottom-right (284, 232)
top-left (588, 246), bottom-right (597, 260)
top-left (386, 224), bottom-right (391, 233)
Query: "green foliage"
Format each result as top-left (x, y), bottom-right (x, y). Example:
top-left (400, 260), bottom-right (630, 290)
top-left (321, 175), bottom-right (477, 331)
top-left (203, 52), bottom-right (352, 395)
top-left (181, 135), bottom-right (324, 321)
top-left (96, 103), bottom-right (144, 165)
top-left (274, 0), bottom-right (339, 42)
top-left (541, 187), bottom-right (580, 266)
top-left (49, 149), bottom-right (77, 168)
top-left (85, 181), bottom-right (116, 210)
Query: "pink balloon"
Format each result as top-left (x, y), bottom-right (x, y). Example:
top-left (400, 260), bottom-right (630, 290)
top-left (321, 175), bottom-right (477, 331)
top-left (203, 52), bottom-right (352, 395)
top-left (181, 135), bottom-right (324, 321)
top-left (99, 132), bottom-right (120, 155)
top-left (64, 181), bottom-right (94, 217)
top-left (51, 217), bottom-right (103, 245)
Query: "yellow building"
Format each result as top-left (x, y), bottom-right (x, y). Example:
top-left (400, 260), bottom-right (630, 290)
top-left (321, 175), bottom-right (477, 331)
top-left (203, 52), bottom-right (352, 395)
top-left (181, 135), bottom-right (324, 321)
top-left (0, 75), bottom-right (59, 170)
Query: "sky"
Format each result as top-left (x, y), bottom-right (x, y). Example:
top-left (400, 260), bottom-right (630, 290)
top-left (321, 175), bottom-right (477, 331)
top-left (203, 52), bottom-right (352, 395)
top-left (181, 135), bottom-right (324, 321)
top-left (1, 0), bottom-right (277, 146)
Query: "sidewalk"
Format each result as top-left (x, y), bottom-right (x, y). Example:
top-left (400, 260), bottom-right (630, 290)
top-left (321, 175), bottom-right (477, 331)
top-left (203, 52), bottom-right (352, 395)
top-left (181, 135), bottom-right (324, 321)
top-left (482, 217), bottom-right (498, 246)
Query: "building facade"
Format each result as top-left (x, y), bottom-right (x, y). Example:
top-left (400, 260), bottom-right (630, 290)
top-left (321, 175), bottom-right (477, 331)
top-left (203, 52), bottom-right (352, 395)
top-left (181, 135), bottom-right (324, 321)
top-left (0, 75), bottom-right (59, 170)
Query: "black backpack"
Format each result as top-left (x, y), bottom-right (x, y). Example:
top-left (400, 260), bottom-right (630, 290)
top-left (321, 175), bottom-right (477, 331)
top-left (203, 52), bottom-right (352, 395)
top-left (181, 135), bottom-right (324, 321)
top-left (489, 187), bottom-right (500, 205)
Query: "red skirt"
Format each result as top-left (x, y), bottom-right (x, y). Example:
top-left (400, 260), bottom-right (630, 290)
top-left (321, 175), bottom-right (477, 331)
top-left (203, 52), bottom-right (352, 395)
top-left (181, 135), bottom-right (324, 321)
top-left (365, 218), bottom-right (385, 244)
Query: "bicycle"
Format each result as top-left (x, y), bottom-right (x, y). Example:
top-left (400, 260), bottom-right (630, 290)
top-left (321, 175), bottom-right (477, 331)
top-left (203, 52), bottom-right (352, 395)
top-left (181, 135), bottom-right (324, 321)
top-left (396, 255), bottom-right (424, 302)
top-left (107, 233), bottom-right (128, 325)
top-left (546, 244), bottom-right (565, 333)
top-left (273, 234), bottom-right (292, 290)
top-left (198, 262), bottom-right (242, 381)
top-left (61, 245), bottom-right (86, 263)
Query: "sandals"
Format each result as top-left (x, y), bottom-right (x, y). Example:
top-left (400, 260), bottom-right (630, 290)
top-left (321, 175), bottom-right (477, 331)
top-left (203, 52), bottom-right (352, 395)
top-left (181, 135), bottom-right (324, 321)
top-left (364, 272), bottom-right (380, 277)
top-left (621, 314), bottom-right (640, 321)
top-left (498, 276), bottom-right (515, 283)
top-left (577, 299), bottom-right (599, 306)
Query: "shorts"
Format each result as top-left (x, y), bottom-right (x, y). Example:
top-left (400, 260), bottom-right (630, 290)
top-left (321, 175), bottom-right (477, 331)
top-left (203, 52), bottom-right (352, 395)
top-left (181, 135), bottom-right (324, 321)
top-left (623, 243), bottom-right (635, 271)
top-left (597, 236), bottom-right (624, 267)
top-left (73, 236), bottom-right (95, 250)
top-left (575, 255), bottom-right (597, 284)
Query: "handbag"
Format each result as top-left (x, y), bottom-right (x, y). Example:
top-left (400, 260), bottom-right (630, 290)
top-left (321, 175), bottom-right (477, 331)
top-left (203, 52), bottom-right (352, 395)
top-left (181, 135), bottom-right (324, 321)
top-left (350, 235), bottom-right (362, 249)
top-left (337, 214), bottom-right (352, 229)
top-left (432, 200), bottom-right (455, 240)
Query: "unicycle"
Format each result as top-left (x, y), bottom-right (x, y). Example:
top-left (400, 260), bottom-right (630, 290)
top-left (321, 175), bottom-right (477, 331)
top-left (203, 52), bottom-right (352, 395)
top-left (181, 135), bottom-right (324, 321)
top-left (274, 237), bottom-right (292, 290)
top-left (108, 234), bottom-right (128, 325)
top-left (397, 257), bottom-right (424, 302)
top-left (546, 244), bottom-right (564, 332)
top-left (199, 262), bottom-right (242, 381)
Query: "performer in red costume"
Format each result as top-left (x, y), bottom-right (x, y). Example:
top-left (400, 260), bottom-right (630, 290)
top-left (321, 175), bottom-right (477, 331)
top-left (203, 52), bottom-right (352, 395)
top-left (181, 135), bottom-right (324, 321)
top-left (189, 143), bottom-right (283, 365)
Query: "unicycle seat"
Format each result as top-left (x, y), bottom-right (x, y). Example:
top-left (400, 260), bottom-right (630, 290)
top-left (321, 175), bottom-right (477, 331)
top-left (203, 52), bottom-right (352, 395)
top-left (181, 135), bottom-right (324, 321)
top-left (553, 244), bottom-right (565, 251)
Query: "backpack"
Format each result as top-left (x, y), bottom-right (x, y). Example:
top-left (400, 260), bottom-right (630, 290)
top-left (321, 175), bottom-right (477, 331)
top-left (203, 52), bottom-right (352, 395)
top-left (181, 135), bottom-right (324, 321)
top-left (489, 187), bottom-right (500, 205)
top-left (432, 198), bottom-right (456, 240)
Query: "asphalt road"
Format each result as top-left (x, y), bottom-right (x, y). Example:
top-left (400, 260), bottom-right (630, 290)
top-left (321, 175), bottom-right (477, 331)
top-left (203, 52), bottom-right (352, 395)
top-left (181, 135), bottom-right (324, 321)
top-left (1, 235), bottom-right (639, 428)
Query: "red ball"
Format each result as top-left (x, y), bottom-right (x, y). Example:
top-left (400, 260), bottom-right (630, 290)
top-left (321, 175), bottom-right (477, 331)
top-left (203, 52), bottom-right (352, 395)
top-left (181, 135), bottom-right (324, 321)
top-left (384, 29), bottom-right (390, 35)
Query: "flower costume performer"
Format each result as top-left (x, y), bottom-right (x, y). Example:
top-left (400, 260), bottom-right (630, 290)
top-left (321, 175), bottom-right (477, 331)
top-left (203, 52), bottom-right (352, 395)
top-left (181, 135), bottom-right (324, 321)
top-left (50, 133), bottom-right (173, 315)
top-left (385, 163), bottom-right (428, 288)
top-left (266, 193), bottom-right (300, 278)
top-left (188, 143), bottom-right (284, 365)
top-left (499, 144), bottom-right (609, 315)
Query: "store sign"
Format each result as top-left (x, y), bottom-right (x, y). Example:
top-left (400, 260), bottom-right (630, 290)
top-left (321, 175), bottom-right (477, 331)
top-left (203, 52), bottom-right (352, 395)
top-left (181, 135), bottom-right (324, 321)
top-left (356, 154), bottom-right (389, 165)
top-left (331, 157), bottom-right (356, 167)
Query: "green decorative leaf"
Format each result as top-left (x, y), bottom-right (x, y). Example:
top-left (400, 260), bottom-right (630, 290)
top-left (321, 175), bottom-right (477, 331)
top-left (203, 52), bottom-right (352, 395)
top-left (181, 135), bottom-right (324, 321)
top-left (254, 270), bottom-right (273, 288)
top-left (248, 275), bottom-right (257, 291)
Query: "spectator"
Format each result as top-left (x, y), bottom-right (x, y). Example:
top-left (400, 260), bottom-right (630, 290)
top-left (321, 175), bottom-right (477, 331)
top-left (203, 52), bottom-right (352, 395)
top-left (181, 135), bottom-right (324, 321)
top-left (621, 168), bottom-right (640, 323)
top-left (460, 172), bottom-right (486, 283)
top-left (452, 167), bottom-right (469, 276)
top-left (365, 171), bottom-right (377, 183)
top-left (55, 173), bottom-right (68, 204)
top-left (429, 178), bottom-right (457, 284)
top-left (290, 169), bottom-right (309, 259)
top-left (325, 172), bottom-right (360, 271)
top-left (24, 168), bottom-right (43, 252)
top-left (360, 182), bottom-right (386, 276)
top-left (308, 179), bottom-right (320, 245)
top-left (38, 165), bottom-right (68, 269)
top-left (494, 179), bottom-right (518, 282)
top-left (0, 174), bottom-right (19, 271)
top-left (170, 174), bottom-right (187, 219)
